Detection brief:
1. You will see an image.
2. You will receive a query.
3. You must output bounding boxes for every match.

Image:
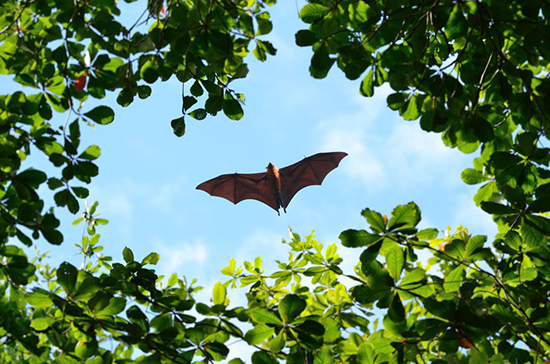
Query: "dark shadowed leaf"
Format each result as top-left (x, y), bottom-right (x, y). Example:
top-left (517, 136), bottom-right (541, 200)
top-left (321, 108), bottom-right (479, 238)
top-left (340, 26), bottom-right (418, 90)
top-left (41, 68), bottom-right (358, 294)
top-left (279, 294), bottom-right (306, 323)
top-left (57, 262), bottom-right (78, 294)
top-left (339, 229), bottom-right (382, 247)
top-left (84, 106), bottom-right (115, 125)
top-left (171, 116), bottom-right (185, 137)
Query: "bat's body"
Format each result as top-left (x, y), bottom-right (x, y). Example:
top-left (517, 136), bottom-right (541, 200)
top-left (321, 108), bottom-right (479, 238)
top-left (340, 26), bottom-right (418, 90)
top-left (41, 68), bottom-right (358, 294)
top-left (266, 162), bottom-right (286, 214)
top-left (196, 152), bottom-right (347, 215)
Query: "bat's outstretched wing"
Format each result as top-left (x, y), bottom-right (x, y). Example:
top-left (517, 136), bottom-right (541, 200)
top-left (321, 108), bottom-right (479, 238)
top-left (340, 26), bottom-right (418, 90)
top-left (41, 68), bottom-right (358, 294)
top-left (279, 152), bottom-right (347, 209)
top-left (196, 172), bottom-right (279, 212)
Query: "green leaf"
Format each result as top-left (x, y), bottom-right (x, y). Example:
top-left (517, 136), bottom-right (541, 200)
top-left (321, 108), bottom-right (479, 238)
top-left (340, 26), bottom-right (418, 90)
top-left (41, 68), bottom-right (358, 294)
top-left (212, 282), bottom-right (226, 305)
top-left (443, 266), bottom-right (464, 292)
top-left (171, 116), bottom-right (185, 137)
top-left (244, 324), bottom-right (274, 345)
top-left (528, 195), bottom-right (550, 213)
top-left (16, 229), bottom-right (32, 247)
top-left (399, 268), bottom-right (425, 288)
top-left (16, 169), bottom-right (47, 187)
top-left (480, 201), bottom-right (515, 215)
top-left (388, 202), bottom-right (420, 230)
top-left (313, 346), bottom-right (333, 364)
top-left (30, 317), bottom-right (56, 331)
top-left (295, 30), bottom-right (318, 47)
top-left (268, 329), bottom-right (285, 353)
top-left (401, 95), bottom-right (420, 120)
top-left (48, 178), bottom-right (64, 190)
top-left (505, 267), bottom-right (537, 286)
top-left (363, 260), bottom-right (394, 289)
top-left (310, 43), bottom-right (334, 79)
top-left (26, 290), bottom-right (54, 308)
top-left (361, 208), bottom-right (386, 232)
top-left (339, 229), bottom-right (382, 247)
top-left (84, 106), bottom-right (115, 125)
top-left (183, 96), bottom-right (198, 111)
top-left (296, 320), bottom-right (325, 336)
top-left (521, 220), bottom-right (544, 247)
top-left (256, 14), bottom-right (272, 35)
top-left (167, 273), bottom-right (178, 288)
top-left (189, 108), bottom-right (207, 120)
top-left (123, 247), bottom-right (134, 263)
top-left (42, 228), bottom-right (63, 245)
top-left (388, 293), bottom-right (405, 322)
top-left (57, 262), bottom-right (78, 294)
top-left (141, 252), bottom-right (159, 265)
top-left (446, 5), bottom-right (468, 39)
top-left (140, 59), bottom-right (159, 83)
top-left (349, 1), bottom-right (371, 23)
top-left (461, 168), bottom-right (488, 185)
top-left (79, 145), bottom-right (101, 160)
top-left (474, 181), bottom-right (497, 206)
top-left (205, 95), bottom-right (224, 114)
top-left (75, 339), bottom-right (98, 359)
top-left (352, 284), bottom-right (390, 304)
top-left (279, 294), bottom-right (306, 323)
top-left (117, 88), bottom-right (134, 107)
top-left (360, 69), bottom-right (374, 97)
top-left (190, 81), bottom-right (203, 96)
top-left (299, 3), bottom-right (330, 23)
top-left (223, 95), bottom-right (244, 120)
top-left (232, 65), bottom-right (249, 80)
top-left (70, 187), bottom-right (89, 199)
top-left (503, 230), bottom-right (522, 251)
top-left (251, 309), bottom-right (283, 325)
top-left (74, 277), bottom-right (101, 300)
top-left (127, 305), bottom-right (149, 332)
top-left (253, 43), bottom-right (266, 62)
top-left (251, 351), bottom-right (277, 364)
top-left (387, 92), bottom-right (405, 111)
top-left (386, 246), bottom-right (404, 281)
top-left (137, 85), bottom-right (152, 99)
top-left (204, 342), bottom-right (229, 361)
top-left (357, 342), bottom-right (375, 364)
top-left (259, 40), bottom-right (276, 56)
top-left (465, 235), bottom-right (486, 257)
top-left (96, 297), bottom-right (126, 318)
top-left (416, 228), bottom-right (438, 240)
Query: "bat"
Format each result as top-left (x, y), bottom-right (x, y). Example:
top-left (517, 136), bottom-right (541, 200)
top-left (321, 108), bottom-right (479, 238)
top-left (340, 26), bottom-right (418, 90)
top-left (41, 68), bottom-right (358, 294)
top-left (196, 152), bottom-right (348, 215)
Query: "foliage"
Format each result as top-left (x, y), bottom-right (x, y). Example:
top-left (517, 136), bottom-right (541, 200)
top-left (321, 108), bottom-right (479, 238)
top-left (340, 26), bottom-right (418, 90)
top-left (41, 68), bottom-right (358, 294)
top-left (0, 0), bottom-right (276, 255)
top-left (1, 0), bottom-right (550, 363)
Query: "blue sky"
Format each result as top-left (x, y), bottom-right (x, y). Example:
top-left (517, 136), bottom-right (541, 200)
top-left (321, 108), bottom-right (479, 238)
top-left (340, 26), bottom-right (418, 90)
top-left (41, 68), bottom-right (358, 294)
top-left (5, 1), bottom-right (498, 358)
top-left (10, 0), bottom-right (499, 285)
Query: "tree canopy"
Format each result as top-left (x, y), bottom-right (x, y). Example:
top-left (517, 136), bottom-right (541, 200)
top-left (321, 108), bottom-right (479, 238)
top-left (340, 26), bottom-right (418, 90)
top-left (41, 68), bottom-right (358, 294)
top-left (1, 0), bottom-right (550, 363)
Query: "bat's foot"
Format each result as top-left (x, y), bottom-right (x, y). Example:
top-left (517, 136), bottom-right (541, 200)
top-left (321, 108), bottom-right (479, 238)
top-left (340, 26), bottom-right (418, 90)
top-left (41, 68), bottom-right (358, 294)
top-left (277, 210), bottom-right (280, 216)
top-left (283, 207), bottom-right (287, 214)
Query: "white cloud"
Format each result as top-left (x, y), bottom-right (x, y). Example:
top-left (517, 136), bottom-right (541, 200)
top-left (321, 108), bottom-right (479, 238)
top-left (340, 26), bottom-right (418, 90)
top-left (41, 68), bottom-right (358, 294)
top-left (148, 175), bottom-right (188, 213)
top-left (156, 240), bottom-right (208, 275)
top-left (453, 194), bottom-right (498, 238)
top-left (317, 85), bottom-right (470, 191)
top-left (88, 175), bottom-right (190, 227)
top-left (234, 228), bottom-right (289, 269)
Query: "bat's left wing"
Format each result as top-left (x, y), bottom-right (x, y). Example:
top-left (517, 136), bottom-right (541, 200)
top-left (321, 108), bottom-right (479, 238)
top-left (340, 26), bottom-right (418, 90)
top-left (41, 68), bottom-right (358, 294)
top-left (279, 152), bottom-right (348, 209)
top-left (196, 172), bottom-right (279, 212)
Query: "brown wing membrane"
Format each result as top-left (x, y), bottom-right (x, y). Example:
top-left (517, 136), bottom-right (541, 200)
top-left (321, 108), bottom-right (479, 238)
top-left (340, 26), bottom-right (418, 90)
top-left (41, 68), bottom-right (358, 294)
top-left (279, 152), bottom-right (347, 209)
top-left (196, 172), bottom-right (279, 212)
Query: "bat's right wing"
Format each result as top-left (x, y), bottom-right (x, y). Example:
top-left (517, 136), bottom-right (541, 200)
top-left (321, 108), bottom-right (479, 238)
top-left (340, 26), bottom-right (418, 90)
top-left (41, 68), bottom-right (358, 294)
top-left (279, 152), bottom-right (347, 209)
top-left (196, 172), bottom-right (279, 212)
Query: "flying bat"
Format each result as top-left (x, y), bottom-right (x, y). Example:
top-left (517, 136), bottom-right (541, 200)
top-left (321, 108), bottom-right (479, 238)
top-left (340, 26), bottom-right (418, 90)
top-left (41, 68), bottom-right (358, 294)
top-left (196, 152), bottom-right (348, 215)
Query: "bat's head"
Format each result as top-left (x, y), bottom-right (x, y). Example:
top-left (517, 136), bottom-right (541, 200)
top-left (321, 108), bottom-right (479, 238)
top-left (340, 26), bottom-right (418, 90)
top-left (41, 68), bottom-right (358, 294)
top-left (266, 162), bottom-right (273, 169)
